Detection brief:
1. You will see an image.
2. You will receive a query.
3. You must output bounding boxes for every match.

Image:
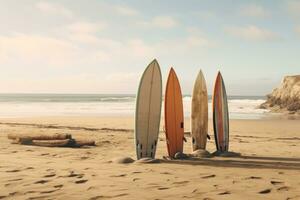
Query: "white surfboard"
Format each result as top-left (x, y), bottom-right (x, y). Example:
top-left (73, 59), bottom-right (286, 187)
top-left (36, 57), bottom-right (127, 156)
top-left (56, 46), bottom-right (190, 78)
top-left (135, 59), bottom-right (162, 159)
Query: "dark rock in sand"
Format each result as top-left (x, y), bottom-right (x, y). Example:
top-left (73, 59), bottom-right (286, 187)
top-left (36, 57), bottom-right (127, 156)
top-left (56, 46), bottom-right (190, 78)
top-left (174, 152), bottom-right (189, 159)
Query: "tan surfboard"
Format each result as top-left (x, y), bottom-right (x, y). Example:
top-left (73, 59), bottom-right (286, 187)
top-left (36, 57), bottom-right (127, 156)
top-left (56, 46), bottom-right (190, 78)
top-left (191, 70), bottom-right (208, 151)
top-left (135, 59), bottom-right (162, 159)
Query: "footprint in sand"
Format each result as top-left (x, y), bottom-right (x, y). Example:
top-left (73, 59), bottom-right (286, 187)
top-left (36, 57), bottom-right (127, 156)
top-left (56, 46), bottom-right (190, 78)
top-left (158, 187), bottom-right (169, 190)
top-left (67, 171), bottom-right (84, 178)
top-left (245, 176), bottom-right (262, 180)
top-left (0, 196), bottom-right (6, 199)
top-left (131, 171), bottom-right (142, 174)
top-left (7, 178), bottom-right (23, 182)
top-left (75, 179), bottom-right (88, 184)
top-left (34, 180), bottom-right (49, 184)
top-left (277, 186), bottom-right (290, 192)
top-left (110, 174), bottom-right (127, 177)
top-left (24, 191), bottom-right (36, 194)
top-left (259, 189), bottom-right (272, 194)
top-left (5, 169), bottom-right (20, 173)
top-left (40, 189), bottom-right (59, 194)
top-left (89, 194), bottom-right (128, 200)
top-left (132, 178), bottom-right (140, 182)
top-left (26, 167), bottom-right (34, 170)
top-left (270, 180), bottom-right (284, 185)
top-left (43, 173), bottom-right (56, 178)
top-left (160, 172), bottom-right (172, 175)
top-left (201, 174), bottom-right (216, 179)
top-left (172, 181), bottom-right (189, 185)
top-left (87, 186), bottom-right (96, 190)
top-left (218, 191), bottom-right (230, 195)
top-left (53, 184), bottom-right (63, 189)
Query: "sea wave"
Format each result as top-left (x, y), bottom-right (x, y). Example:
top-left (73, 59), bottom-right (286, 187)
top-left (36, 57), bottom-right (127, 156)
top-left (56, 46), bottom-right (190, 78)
top-left (0, 94), bottom-right (269, 119)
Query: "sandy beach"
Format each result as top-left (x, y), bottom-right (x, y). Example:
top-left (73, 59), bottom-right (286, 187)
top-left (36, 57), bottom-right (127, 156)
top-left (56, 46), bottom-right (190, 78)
top-left (0, 116), bottom-right (299, 200)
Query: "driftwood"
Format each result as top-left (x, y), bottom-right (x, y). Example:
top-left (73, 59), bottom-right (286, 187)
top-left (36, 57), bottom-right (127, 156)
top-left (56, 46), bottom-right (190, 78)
top-left (9, 137), bottom-right (96, 148)
top-left (31, 139), bottom-right (71, 147)
top-left (7, 133), bottom-right (72, 141)
top-left (8, 133), bottom-right (96, 148)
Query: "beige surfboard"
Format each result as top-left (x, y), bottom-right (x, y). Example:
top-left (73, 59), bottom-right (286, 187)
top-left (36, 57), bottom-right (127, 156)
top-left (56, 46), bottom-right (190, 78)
top-left (191, 70), bottom-right (208, 150)
top-left (135, 59), bottom-right (162, 159)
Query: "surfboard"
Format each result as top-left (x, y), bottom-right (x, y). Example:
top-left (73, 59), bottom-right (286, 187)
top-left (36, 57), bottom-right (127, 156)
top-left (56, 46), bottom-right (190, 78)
top-left (164, 68), bottom-right (184, 158)
top-left (135, 59), bottom-right (162, 159)
top-left (191, 70), bottom-right (208, 151)
top-left (212, 71), bottom-right (229, 152)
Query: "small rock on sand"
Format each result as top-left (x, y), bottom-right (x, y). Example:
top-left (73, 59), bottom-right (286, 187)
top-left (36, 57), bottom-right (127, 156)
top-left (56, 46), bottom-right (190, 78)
top-left (113, 157), bottom-right (135, 164)
top-left (190, 149), bottom-right (211, 158)
top-left (135, 157), bottom-right (160, 164)
top-left (174, 152), bottom-right (189, 159)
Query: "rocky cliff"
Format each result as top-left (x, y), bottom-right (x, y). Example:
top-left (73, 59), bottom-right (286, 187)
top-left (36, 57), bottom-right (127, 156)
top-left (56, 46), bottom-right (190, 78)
top-left (260, 75), bottom-right (300, 114)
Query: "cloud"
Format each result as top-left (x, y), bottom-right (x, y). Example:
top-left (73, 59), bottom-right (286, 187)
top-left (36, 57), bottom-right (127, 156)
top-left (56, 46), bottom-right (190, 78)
top-left (193, 11), bottom-right (217, 20)
top-left (152, 16), bottom-right (178, 29)
top-left (0, 33), bottom-right (79, 66)
top-left (36, 1), bottom-right (73, 18)
top-left (106, 72), bottom-right (139, 82)
top-left (67, 21), bottom-right (105, 34)
top-left (239, 4), bottom-right (270, 18)
top-left (0, 33), bottom-right (115, 69)
top-left (63, 21), bottom-right (108, 44)
top-left (287, 1), bottom-right (300, 17)
top-left (225, 25), bottom-right (279, 41)
top-left (140, 16), bottom-right (178, 29)
top-left (114, 5), bottom-right (139, 16)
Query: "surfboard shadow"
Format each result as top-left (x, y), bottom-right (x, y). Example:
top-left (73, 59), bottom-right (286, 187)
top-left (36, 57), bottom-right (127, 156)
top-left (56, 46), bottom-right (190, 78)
top-left (160, 157), bottom-right (300, 170)
top-left (240, 155), bottom-right (300, 162)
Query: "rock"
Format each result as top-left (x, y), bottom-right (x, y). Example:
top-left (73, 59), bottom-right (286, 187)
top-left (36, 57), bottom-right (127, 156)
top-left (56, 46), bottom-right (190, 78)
top-left (113, 157), bottom-right (135, 164)
top-left (135, 157), bottom-right (160, 164)
top-left (190, 149), bottom-right (212, 158)
top-left (260, 75), bottom-right (300, 114)
top-left (174, 152), bottom-right (189, 159)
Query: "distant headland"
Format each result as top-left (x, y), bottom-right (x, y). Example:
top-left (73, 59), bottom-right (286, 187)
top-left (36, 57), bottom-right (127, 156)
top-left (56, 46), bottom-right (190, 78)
top-left (260, 75), bottom-right (300, 115)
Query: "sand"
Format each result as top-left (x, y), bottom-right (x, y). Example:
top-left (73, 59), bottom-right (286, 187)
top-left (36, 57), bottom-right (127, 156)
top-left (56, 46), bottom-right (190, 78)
top-left (0, 116), bottom-right (299, 200)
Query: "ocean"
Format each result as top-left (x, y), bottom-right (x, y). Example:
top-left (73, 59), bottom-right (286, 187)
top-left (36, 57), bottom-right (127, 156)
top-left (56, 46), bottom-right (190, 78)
top-left (0, 94), bottom-right (269, 119)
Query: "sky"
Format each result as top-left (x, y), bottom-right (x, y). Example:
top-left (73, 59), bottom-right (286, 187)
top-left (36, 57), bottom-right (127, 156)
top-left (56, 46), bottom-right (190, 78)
top-left (0, 0), bottom-right (299, 95)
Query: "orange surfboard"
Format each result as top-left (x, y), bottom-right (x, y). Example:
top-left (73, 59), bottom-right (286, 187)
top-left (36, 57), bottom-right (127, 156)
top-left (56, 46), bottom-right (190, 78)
top-left (164, 68), bottom-right (184, 158)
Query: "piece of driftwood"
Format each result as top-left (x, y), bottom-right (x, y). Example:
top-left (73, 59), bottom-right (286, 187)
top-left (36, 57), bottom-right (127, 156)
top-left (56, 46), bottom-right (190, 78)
top-left (10, 138), bottom-right (96, 148)
top-left (31, 139), bottom-right (71, 147)
top-left (7, 133), bottom-right (72, 141)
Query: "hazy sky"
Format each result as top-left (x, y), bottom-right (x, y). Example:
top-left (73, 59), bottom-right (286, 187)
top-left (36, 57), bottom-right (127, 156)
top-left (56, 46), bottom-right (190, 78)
top-left (0, 0), bottom-right (299, 95)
